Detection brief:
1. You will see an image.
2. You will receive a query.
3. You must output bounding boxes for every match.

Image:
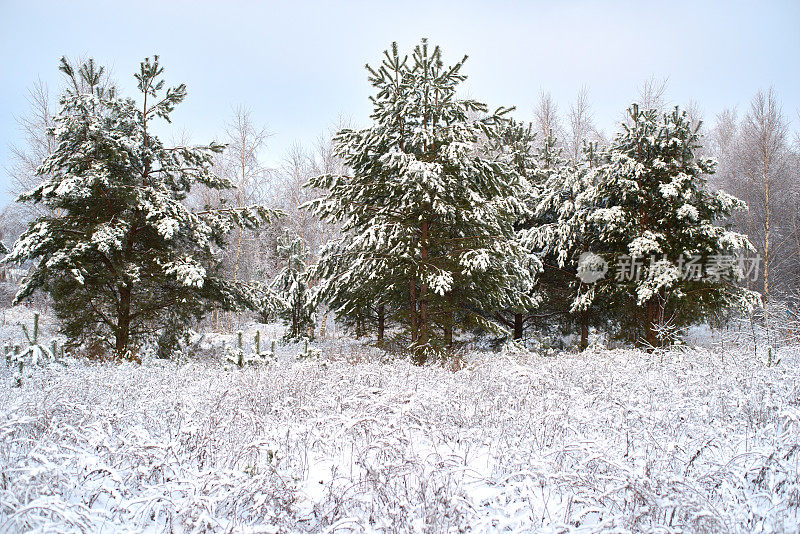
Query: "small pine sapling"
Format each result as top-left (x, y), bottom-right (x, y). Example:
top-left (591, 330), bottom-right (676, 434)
top-left (12, 346), bottom-right (21, 387)
top-left (12, 312), bottom-right (55, 386)
top-left (225, 331), bottom-right (246, 368)
top-left (298, 337), bottom-right (321, 361)
top-left (225, 330), bottom-right (278, 369)
top-left (272, 231), bottom-right (316, 341)
top-left (252, 329), bottom-right (277, 363)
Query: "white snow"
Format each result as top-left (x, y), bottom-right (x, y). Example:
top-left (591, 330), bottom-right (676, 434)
top-left (628, 231), bottom-right (663, 257)
top-left (161, 257), bottom-right (207, 288)
top-left (1, 310), bottom-right (798, 533)
top-left (677, 203), bottom-right (699, 221)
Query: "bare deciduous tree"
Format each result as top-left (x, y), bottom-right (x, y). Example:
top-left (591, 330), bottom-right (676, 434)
top-left (712, 90), bottom-right (795, 301)
top-left (738, 88), bottom-right (792, 300)
top-left (8, 79), bottom-right (55, 207)
top-left (637, 75), bottom-right (669, 112)
top-left (190, 106), bottom-right (275, 330)
top-left (223, 106), bottom-right (273, 286)
top-left (534, 91), bottom-right (564, 147)
top-left (709, 107), bottom-right (738, 185)
top-left (566, 87), bottom-right (598, 162)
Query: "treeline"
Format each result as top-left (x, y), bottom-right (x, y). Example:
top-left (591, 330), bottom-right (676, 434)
top-left (1, 41), bottom-right (798, 361)
top-left (307, 41), bottom-right (758, 361)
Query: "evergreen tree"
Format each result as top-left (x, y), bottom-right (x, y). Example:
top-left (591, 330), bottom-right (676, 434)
top-left (527, 140), bottom-right (604, 350)
top-left (311, 230), bottom-right (394, 342)
top-left (492, 123), bottom-right (589, 347)
top-left (589, 104), bottom-right (757, 347)
top-left (272, 230), bottom-right (316, 340)
top-left (308, 40), bottom-right (536, 359)
top-left (487, 118), bottom-right (542, 340)
top-left (3, 57), bottom-right (277, 358)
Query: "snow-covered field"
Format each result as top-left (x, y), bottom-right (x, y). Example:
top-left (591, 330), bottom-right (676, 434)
top-left (1, 312), bottom-right (799, 532)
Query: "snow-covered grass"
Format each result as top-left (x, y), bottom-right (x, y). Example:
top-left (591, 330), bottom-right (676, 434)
top-left (1, 317), bottom-right (799, 532)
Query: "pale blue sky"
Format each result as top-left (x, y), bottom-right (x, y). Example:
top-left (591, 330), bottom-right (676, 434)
top-left (1, 0), bottom-right (798, 208)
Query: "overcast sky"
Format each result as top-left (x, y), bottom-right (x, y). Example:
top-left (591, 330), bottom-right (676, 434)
top-left (1, 0), bottom-right (798, 208)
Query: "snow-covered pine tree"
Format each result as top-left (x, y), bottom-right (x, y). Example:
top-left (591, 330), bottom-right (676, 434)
top-left (526, 140), bottom-right (604, 351)
top-left (273, 230), bottom-right (316, 340)
top-left (487, 118), bottom-right (543, 340)
top-left (3, 57), bottom-right (278, 359)
top-left (590, 104), bottom-right (757, 347)
top-left (308, 40), bottom-right (536, 359)
top-left (311, 233), bottom-right (394, 342)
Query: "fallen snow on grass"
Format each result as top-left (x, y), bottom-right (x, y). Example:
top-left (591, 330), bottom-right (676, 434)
top-left (1, 341), bottom-right (799, 533)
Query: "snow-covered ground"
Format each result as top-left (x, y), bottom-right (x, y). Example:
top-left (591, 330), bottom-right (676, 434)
top-left (1, 309), bottom-right (799, 532)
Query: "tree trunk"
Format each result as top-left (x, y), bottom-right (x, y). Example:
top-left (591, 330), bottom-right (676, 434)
top-left (377, 304), bottom-right (385, 344)
top-left (418, 295), bottom-right (428, 342)
top-left (444, 308), bottom-right (454, 347)
top-left (645, 298), bottom-right (659, 351)
top-left (409, 278), bottom-right (417, 343)
top-left (419, 221), bottom-right (429, 348)
top-left (444, 292), bottom-right (456, 348)
top-left (116, 284), bottom-right (132, 359)
top-left (761, 115), bottom-right (772, 303)
top-left (763, 169), bottom-right (771, 303)
top-left (513, 313), bottom-right (524, 341)
top-left (320, 312), bottom-right (328, 339)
